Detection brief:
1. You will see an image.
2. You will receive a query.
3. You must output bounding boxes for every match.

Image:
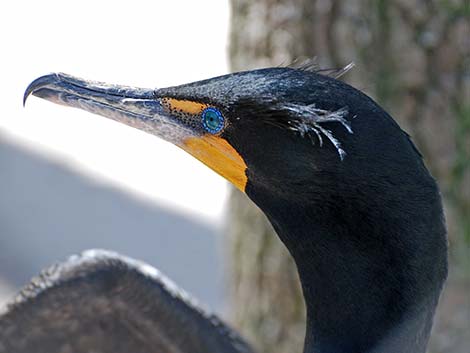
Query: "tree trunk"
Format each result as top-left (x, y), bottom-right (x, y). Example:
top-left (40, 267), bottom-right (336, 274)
top-left (226, 1), bottom-right (470, 353)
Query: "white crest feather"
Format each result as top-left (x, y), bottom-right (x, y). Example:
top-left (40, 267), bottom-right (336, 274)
top-left (281, 103), bottom-right (354, 160)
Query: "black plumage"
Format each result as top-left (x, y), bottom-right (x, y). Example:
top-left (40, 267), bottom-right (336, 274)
top-left (0, 250), bottom-right (252, 353)
top-left (0, 67), bottom-right (447, 353)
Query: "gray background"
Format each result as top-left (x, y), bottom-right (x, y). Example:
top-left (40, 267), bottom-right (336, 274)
top-left (0, 133), bottom-right (223, 311)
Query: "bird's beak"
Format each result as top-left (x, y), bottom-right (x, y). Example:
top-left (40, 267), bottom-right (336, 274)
top-left (24, 73), bottom-right (193, 145)
top-left (24, 73), bottom-right (247, 191)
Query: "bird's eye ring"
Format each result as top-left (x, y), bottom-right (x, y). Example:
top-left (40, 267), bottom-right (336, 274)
top-left (201, 107), bottom-right (224, 134)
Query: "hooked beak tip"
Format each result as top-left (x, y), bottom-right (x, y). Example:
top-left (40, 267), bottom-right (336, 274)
top-left (23, 73), bottom-right (61, 107)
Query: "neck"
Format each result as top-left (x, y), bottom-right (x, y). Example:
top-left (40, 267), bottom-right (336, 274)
top-left (251, 190), bottom-right (446, 353)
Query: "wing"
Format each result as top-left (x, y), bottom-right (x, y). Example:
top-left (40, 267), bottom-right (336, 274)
top-left (0, 250), bottom-right (254, 353)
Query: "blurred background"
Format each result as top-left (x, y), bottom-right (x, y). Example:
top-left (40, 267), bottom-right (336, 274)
top-left (0, 0), bottom-right (230, 311)
top-left (0, 1), bottom-right (468, 353)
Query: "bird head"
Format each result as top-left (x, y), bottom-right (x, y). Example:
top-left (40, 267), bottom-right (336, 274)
top-left (24, 69), bottom-right (376, 202)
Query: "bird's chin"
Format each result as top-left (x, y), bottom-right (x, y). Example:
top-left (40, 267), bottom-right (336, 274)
top-left (180, 134), bottom-right (248, 191)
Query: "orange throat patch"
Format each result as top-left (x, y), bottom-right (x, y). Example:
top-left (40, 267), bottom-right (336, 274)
top-left (182, 135), bottom-right (247, 192)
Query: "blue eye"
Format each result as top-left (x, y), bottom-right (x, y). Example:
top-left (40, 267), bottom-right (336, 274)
top-left (201, 107), bottom-right (224, 134)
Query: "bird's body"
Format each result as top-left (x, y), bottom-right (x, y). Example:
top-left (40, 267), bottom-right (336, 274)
top-left (0, 250), bottom-right (253, 353)
top-left (0, 67), bottom-right (447, 353)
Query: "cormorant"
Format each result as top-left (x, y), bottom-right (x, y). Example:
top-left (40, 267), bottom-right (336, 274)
top-left (1, 67), bottom-right (447, 353)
